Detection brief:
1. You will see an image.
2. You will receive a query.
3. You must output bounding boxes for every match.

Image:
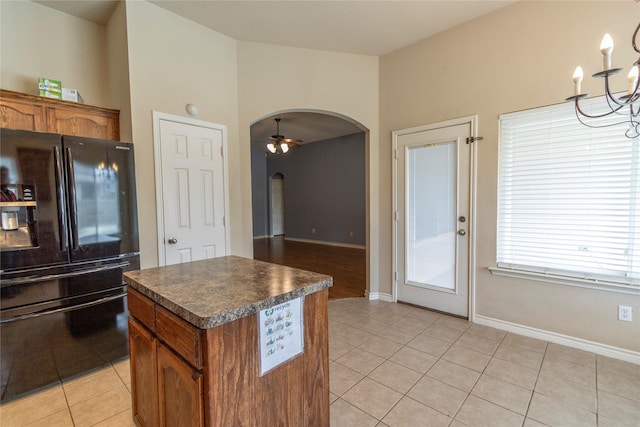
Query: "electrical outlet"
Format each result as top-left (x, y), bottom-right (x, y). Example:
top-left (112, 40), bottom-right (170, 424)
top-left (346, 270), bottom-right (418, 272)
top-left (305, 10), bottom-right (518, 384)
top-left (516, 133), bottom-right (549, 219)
top-left (618, 305), bottom-right (633, 322)
top-left (311, 228), bottom-right (315, 234)
top-left (349, 231), bottom-right (353, 237)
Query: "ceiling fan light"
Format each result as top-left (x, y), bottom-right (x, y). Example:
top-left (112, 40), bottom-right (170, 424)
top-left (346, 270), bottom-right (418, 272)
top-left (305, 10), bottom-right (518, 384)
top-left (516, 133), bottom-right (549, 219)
top-left (267, 143), bottom-right (276, 153)
top-left (281, 143), bottom-right (289, 153)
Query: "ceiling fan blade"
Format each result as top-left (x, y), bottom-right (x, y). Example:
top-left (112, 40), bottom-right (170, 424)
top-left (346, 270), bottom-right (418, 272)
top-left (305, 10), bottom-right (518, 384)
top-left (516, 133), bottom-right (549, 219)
top-left (283, 139), bottom-right (302, 145)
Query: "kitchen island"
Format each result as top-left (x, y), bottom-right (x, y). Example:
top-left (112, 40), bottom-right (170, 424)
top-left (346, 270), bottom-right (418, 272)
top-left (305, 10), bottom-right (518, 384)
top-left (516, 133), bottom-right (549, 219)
top-left (124, 256), bottom-right (332, 427)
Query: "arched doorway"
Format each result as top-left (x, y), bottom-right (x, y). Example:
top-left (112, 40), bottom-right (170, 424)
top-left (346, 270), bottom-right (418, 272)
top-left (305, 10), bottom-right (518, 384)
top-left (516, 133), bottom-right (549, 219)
top-left (250, 110), bottom-right (368, 299)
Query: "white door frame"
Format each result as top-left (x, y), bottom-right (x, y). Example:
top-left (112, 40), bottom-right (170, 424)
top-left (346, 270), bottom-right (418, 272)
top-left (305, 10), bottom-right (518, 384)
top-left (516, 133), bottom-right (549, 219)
top-left (152, 111), bottom-right (231, 266)
top-left (392, 115), bottom-right (478, 319)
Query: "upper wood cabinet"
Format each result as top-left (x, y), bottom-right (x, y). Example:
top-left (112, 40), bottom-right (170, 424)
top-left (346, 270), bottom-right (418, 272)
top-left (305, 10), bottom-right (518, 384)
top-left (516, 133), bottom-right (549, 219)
top-left (0, 89), bottom-right (120, 140)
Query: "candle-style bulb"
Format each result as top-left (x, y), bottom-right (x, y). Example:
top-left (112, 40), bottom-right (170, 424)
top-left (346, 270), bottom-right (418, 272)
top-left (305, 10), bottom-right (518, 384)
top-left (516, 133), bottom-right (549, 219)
top-left (573, 66), bottom-right (584, 96)
top-left (600, 33), bottom-right (614, 70)
top-left (628, 65), bottom-right (639, 95)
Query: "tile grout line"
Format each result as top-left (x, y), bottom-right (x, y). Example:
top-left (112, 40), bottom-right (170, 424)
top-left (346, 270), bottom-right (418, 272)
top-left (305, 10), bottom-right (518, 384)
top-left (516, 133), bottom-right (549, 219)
top-left (595, 355), bottom-right (600, 427)
top-left (444, 320), bottom-right (491, 426)
top-left (339, 306), bottom-right (445, 423)
top-left (521, 339), bottom-right (549, 426)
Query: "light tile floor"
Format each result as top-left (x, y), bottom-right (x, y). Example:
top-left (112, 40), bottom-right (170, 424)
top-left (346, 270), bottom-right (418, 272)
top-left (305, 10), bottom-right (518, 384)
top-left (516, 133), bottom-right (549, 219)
top-left (2, 298), bottom-right (639, 426)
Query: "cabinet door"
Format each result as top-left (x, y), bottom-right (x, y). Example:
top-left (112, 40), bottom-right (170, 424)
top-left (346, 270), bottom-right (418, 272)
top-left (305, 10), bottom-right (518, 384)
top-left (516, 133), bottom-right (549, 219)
top-left (157, 344), bottom-right (204, 427)
top-left (129, 318), bottom-right (158, 427)
top-left (0, 97), bottom-right (46, 131)
top-left (46, 106), bottom-right (119, 140)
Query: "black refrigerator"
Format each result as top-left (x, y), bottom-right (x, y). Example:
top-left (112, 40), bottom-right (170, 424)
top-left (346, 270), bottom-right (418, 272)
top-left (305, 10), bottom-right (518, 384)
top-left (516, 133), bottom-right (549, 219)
top-left (0, 128), bottom-right (139, 401)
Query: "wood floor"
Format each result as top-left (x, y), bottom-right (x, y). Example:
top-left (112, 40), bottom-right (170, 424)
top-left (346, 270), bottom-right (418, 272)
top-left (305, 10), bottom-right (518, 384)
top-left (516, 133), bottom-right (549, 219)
top-left (253, 237), bottom-right (366, 299)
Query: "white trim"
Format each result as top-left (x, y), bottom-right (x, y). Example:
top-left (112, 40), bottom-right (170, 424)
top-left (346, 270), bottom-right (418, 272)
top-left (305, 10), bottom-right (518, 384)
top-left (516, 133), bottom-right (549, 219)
top-left (473, 314), bottom-right (640, 365)
top-left (152, 111), bottom-right (231, 266)
top-left (366, 291), bottom-right (393, 302)
top-left (391, 115), bottom-right (478, 317)
top-left (468, 117), bottom-right (478, 321)
top-left (489, 266), bottom-right (640, 296)
top-left (283, 237), bottom-right (365, 250)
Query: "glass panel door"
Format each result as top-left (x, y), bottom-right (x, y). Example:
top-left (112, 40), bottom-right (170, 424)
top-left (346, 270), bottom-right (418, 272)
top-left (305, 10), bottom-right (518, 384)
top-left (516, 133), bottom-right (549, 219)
top-left (406, 142), bottom-right (456, 291)
top-left (395, 121), bottom-right (471, 317)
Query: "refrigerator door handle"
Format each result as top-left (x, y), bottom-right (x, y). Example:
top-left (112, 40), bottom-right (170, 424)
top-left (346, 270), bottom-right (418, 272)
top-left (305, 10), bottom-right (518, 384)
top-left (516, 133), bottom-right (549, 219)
top-left (53, 146), bottom-right (67, 252)
top-left (0, 291), bottom-right (127, 324)
top-left (66, 147), bottom-right (79, 250)
top-left (0, 260), bottom-right (131, 286)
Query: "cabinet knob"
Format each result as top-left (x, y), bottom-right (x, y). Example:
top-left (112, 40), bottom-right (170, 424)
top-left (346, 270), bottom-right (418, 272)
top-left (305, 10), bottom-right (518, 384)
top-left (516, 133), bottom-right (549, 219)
top-left (457, 229), bottom-right (466, 236)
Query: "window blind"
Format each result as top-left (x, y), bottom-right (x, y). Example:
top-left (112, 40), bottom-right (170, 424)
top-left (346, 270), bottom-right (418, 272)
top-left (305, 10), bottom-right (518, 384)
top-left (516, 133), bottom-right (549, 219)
top-left (497, 98), bottom-right (640, 286)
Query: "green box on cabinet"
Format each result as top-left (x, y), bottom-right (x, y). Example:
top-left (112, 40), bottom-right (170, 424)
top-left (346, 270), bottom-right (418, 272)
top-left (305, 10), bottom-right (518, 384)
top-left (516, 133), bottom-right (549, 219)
top-left (38, 77), bottom-right (62, 99)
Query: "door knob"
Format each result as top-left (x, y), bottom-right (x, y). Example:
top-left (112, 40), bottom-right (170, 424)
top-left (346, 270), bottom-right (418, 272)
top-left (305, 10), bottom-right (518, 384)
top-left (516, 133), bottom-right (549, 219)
top-left (457, 229), bottom-right (466, 236)
top-left (459, 216), bottom-right (466, 223)
top-left (167, 237), bottom-right (178, 244)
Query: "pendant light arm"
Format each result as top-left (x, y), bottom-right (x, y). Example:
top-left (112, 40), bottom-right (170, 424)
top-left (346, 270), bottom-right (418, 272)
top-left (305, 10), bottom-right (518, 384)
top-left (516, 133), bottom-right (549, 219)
top-left (574, 96), bottom-right (627, 119)
top-left (603, 74), bottom-right (631, 107)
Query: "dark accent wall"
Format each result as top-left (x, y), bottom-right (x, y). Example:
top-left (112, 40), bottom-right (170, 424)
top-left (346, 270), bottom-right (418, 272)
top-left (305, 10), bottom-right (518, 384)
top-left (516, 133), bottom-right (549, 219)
top-left (251, 132), bottom-right (366, 246)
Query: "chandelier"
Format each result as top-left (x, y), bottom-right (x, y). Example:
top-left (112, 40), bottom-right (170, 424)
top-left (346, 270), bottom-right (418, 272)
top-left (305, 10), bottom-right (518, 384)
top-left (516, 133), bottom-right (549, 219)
top-left (565, 20), bottom-right (640, 138)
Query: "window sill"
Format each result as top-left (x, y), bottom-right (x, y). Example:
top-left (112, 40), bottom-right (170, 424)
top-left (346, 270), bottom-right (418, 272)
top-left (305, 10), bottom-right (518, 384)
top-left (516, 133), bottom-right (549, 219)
top-left (488, 266), bottom-right (640, 295)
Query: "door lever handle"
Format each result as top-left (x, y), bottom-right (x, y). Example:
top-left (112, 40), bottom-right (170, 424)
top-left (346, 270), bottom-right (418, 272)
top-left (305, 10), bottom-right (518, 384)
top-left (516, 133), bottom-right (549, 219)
top-left (167, 237), bottom-right (178, 244)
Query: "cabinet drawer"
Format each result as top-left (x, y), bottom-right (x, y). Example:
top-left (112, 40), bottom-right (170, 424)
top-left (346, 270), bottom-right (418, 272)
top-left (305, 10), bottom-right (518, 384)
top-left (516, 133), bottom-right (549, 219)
top-left (128, 288), bottom-right (155, 331)
top-left (156, 306), bottom-right (202, 369)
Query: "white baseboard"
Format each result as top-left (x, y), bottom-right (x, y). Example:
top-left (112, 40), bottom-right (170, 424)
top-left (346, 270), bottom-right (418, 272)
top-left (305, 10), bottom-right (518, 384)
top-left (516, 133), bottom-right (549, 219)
top-left (253, 235), bottom-right (271, 240)
top-left (473, 314), bottom-right (640, 365)
top-left (284, 237), bottom-right (365, 250)
top-left (366, 291), bottom-right (393, 302)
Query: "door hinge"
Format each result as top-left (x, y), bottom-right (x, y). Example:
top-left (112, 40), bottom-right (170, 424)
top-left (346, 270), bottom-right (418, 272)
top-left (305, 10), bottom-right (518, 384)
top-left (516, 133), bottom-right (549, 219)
top-left (394, 271), bottom-right (398, 281)
top-left (394, 149), bottom-right (398, 160)
top-left (466, 136), bottom-right (484, 144)
top-left (394, 211), bottom-right (398, 221)
top-left (223, 216), bottom-right (225, 227)
top-left (220, 146), bottom-right (224, 157)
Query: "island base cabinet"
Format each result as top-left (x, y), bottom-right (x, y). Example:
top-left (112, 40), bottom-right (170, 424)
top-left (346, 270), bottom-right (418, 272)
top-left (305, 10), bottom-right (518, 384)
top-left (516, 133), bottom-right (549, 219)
top-left (157, 343), bottom-right (204, 427)
top-left (127, 287), bottom-right (329, 427)
top-left (128, 319), bottom-right (158, 427)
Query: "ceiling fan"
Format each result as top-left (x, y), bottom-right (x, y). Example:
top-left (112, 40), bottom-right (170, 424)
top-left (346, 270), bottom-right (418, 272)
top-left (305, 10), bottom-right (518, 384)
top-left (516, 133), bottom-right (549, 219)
top-left (266, 118), bottom-right (302, 154)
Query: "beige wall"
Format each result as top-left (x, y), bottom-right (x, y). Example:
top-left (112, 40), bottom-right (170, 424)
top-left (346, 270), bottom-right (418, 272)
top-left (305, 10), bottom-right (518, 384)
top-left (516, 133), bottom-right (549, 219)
top-left (380, 1), bottom-right (640, 351)
top-left (105, 1), bottom-right (133, 142)
top-left (124, 1), bottom-right (239, 268)
top-left (0, 1), bottom-right (110, 107)
top-left (236, 42), bottom-right (380, 291)
top-left (2, 0), bottom-right (638, 354)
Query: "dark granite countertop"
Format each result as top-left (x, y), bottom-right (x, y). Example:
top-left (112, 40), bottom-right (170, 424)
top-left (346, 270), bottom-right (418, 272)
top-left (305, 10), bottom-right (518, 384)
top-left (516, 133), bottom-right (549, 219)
top-left (124, 256), bottom-right (333, 329)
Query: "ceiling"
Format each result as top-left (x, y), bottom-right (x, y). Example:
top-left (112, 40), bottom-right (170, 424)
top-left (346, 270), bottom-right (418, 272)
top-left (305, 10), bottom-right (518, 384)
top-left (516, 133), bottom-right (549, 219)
top-left (148, 0), bottom-right (515, 57)
top-left (33, 0), bottom-right (515, 148)
top-left (35, 1), bottom-right (515, 56)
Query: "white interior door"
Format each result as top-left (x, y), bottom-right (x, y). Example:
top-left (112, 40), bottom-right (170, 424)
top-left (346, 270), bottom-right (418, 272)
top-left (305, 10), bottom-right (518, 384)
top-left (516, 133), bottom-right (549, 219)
top-left (394, 122), bottom-right (472, 317)
top-left (271, 176), bottom-right (284, 236)
top-left (156, 116), bottom-right (228, 266)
